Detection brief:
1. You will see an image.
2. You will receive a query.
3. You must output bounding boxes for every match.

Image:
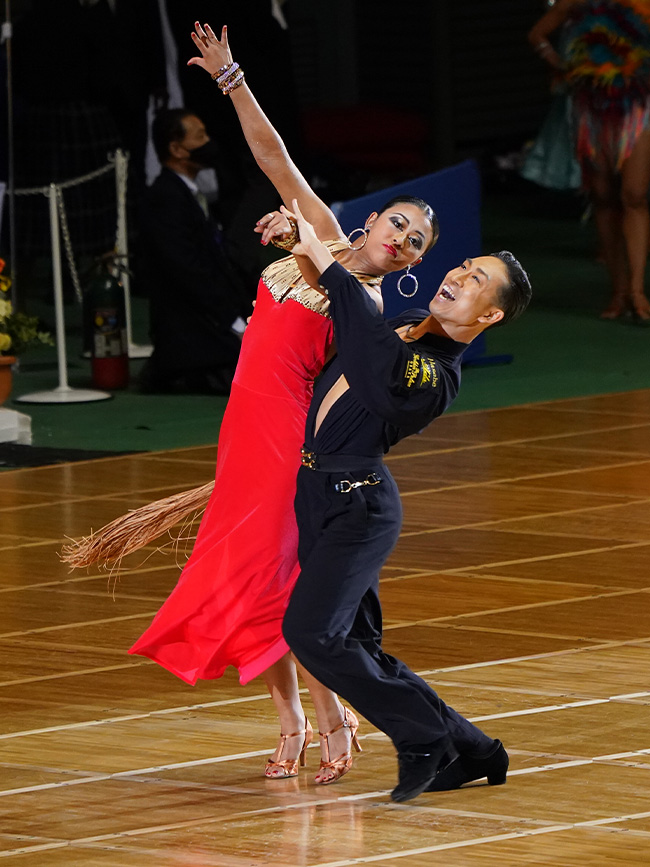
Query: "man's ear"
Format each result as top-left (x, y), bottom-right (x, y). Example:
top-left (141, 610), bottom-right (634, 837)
top-left (169, 140), bottom-right (186, 160)
top-left (479, 308), bottom-right (504, 326)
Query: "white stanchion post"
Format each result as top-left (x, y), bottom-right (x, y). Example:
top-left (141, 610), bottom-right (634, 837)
top-left (114, 149), bottom-right (152, 359)
top-left (14, 185), bottom-right (111, 404)
top-left (51, 182), bottom-right (68, 390)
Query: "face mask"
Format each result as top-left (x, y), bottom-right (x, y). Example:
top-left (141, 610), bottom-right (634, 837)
top-left (187, 140), bottom-right (221, 169)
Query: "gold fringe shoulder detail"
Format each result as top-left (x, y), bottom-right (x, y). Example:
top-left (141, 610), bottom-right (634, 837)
top-left (261, 240), bottom-right (383, 316)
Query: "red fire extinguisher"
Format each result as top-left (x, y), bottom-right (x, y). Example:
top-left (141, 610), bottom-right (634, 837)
top-left (85, 256), bottom-right (129, 390)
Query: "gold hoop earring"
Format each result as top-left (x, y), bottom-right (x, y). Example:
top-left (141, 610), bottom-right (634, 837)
top-left (397, 265), bottom-right (418, 298)
top-left (347, 227), bottom-right (368, 250)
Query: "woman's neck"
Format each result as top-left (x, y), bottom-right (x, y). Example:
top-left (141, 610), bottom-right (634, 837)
top-left (333, 246), bottom-right (384, 276)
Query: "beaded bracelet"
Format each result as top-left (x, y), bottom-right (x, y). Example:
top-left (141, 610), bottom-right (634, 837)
top-left (210, 63), bottom-right (231, 81)
top-left (217, 62), bottom-right (240, 87)
top-left (221, 70), bottom-right (245, 95)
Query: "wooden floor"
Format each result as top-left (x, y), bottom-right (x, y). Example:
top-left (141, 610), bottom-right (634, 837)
top-left (2, 390), bottom-right (650, 865)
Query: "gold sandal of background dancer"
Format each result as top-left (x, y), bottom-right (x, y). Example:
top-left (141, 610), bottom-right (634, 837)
top-left (265, 717), bottom-right (313, 778)
top-left (315, 706), bottom-right (362, 785)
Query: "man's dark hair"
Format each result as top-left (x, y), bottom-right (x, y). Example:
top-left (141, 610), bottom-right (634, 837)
top-left (152, 108), bottom-right (194, 163)
top-left (377, 195), bottom-right (440, 252)
top-left (489, 250), bottom-right (532, 327)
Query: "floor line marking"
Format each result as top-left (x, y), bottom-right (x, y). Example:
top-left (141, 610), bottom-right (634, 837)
top-left (0, 661), bottom-right (147, 688)
top-left (384, 421), bottom-right (650, 463)
top-left (396, 457), bottom-right (650, 498)
top-left (0, 611), bottom-right (157, 640)
top-left (415, 638), bottom-right (636, 675)
top-left (3, 581), bottom-right (645, 647)
top-left (384, 586), bottom-right (647, 631)
top-left (0, 690), bottom-right (276, 740)
top-left (309, 827), bottom-right (577, 867)
top-left (308, 810), bottom-right (650, 867)
top-left (2, 642), bottom-right (646, 736)
top-left (0, 563), bottom-right (178, 594)
top-left (384, 568), bottom-right (627, 590)
top-left (2, 711), bottom-right (648, 797)
top-left (3, 792), bottom-right (650, 860)
top-left (392, 541), bottom-right (650, 574)
top-left (399, 496), bottom-right (650, 537)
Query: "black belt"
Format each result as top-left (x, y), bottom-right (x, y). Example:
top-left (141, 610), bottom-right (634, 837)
top-left (300, 448), bottom-right (384, 492)
top-left (300, 448), bottom-right (382, 472)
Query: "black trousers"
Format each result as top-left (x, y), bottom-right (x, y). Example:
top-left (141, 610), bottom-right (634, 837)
top-left (283, 461), bottom-right (494, 756)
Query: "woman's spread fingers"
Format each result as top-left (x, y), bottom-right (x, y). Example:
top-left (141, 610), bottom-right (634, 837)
top-left (189, 32), bottom-right (208, 57)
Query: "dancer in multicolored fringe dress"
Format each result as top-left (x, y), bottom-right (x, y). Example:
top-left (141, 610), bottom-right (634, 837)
top-left (529, 0), bottom-right (650, 321)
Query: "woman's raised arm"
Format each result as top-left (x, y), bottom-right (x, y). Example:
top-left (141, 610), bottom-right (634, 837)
top-left (189, 22), bottom-right (344, 243)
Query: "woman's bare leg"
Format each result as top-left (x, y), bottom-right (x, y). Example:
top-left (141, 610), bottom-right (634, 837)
top-left (261, 653), bottom-right (308, 777)
top-left (296, 660), bottom-right (359, 784)
top-left (262, 655), bottom-right (360, 782)
top-left (588, 162), bottom-right (629, 317)
top-left (621, 127), bottom-right (650, 319)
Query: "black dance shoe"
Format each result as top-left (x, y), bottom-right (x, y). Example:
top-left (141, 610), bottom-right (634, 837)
top-left (425, 739), bottom-right (508, 791)
top-left (391, 741), bottom-right (450, 803)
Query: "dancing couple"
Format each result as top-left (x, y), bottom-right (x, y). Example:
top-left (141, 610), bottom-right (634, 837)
top-left (67, 19), bottom-right (531, 801)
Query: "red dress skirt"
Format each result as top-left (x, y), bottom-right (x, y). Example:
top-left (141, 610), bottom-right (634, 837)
top-left (129, 271), bottom-right (333, 684)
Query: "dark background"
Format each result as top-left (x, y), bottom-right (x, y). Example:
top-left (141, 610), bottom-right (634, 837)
top-left (283, 0), bottom-right (549, 181)
top-left (6, 2), bottom-right (650, 455)
top-left (1, 0), bottom-right (552, 216)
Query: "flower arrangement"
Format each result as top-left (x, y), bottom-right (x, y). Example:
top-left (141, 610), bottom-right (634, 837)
top-left (0, 259), bottom-right (53, 357)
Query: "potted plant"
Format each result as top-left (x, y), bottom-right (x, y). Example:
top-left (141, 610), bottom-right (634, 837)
top-left (0, 259), bottom-right (53, 404)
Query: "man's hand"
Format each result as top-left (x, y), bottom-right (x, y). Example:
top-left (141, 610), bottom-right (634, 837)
top-left (287, 200), bottom-right (335, 275)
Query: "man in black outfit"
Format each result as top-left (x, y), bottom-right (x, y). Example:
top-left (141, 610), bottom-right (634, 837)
top-left (138, 109), bottom-right (251, 394)
top-left (282, 210), bottom-right (532, 802)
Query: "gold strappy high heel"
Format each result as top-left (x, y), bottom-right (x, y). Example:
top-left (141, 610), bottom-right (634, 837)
top-left (264, 717), bottom-right (313, 778)
top-left (316, 706), bottom-right (362, 785)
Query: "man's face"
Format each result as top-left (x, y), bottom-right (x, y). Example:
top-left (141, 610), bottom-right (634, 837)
top-left (178, 114), bottom-right (210, 163)
top-left (429, 256), bottom-right (508, 329)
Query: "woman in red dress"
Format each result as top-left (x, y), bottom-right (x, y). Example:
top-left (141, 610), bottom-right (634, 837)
top-left (73, 21), bottom-right (440, 784)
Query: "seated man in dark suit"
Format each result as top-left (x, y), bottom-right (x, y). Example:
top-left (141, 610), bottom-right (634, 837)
top-left (138, 108), bottom-right (251, 394)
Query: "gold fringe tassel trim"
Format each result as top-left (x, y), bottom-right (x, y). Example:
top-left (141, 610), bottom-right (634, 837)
top-left (61, 480), bottom-right (215, 571)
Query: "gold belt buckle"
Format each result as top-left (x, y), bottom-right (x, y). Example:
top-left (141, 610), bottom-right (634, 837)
top-left (301, 448), bottom-right (316, 469)
top-left (335, 473), bottom-right (382, 493)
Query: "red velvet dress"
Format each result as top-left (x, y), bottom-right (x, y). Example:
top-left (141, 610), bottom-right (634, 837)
top-left (129, 248), bottom-right (381, 685)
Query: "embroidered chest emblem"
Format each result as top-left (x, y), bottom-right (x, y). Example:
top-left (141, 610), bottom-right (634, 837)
top-left (404, 353), bottom-right (438, 389)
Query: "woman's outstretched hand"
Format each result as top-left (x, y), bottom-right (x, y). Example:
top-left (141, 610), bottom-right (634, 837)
top-left (188, 21), bottom-right (232, 77)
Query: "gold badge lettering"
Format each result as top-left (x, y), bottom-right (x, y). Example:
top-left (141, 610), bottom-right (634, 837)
top-left (404, 354), bottom-right (421, 387)
top-left (404, 353), bottom-right (438, 389)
